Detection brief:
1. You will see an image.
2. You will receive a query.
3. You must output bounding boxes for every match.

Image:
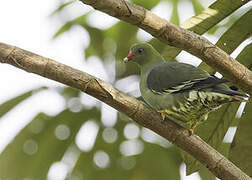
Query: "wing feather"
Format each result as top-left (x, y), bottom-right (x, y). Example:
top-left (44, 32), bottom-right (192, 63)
top-left (146, 62), bottom-right (227, 94)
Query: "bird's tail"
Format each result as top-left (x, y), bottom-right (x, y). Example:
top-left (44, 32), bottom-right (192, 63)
top-left (214, 89), bottom-right (249, 102)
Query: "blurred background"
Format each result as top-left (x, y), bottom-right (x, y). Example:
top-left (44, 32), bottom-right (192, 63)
top-left (0, 0), bottom-right (251, 179)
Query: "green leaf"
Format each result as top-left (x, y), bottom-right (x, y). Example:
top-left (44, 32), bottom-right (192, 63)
top-left (198, 166), bottom-right (216, 180)
top-left (54, 14), bottom-right (89, 38)
top-left (236, 43), bottom-right (252, 69)
top-left (54, 13), bottom-right (108, 59)
top-left (218, 8), bottom-right (252, 54)
top-left (228, 43), bottom-right (252, 177)
top-left (85, 26), bottom-right (106, 58)
top-left (106, 21), bottom-right (138, 60)
top-left (162, 0), bottom-right (250, 61)
top-left (105, 21), bottom-right (139, 78)
top-left (148, 38), bottom-right (169, 59)
top-left (182, 0), bottom-right (250, 33)
top-left (0, 87), bottom-right (45, 119)
top-left (71, 112), bottom-right (126, 179)
top-left (51, 0), bottom-right (76, 16)
top-left (170, 0), bottom-right (179, 25)
top-left (191, 0), bottom-right (204, 15)
top-left (72, 144), bottom-right (181, 180)
top-left (0, 108), bottom-right (100, 180)
top-left (229, 101), bottom-right (252, 177)
top-left (200, 9), bottom-right (252, 73)
top-left (59, 86), bottom-right (81, 100)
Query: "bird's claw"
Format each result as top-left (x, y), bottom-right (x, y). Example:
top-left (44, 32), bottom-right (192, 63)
top-left (189, 128), bottom-right (194, 136)
top-left (189, 124), bottom-right (196, 136)
top-left (158, 110), bottom-right (166, 123)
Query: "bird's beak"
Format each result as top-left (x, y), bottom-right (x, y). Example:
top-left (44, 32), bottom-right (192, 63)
top-left (123, 50), bottom-right (135, 62)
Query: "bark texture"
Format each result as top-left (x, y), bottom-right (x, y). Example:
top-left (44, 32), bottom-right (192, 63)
top-left (0, 42), bottom-right (251, 180)
top-left (79, 0), bottom-right (252, 95)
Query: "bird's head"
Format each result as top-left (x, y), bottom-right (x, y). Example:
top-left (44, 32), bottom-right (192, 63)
top-left (123, 43), bottom-right (161, 67)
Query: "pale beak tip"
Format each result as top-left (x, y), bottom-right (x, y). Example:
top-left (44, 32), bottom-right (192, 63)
top-left (123, 57), bottom-right (129, 62)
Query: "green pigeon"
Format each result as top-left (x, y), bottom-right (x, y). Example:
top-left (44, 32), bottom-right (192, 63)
top-left (124, 43), bottom-right (248, 133)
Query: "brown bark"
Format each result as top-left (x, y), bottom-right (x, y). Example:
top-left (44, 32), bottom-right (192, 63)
top-left (0, 42), bottom-right (251, 180)
top-left (79, 0), bottom-right (252, 95)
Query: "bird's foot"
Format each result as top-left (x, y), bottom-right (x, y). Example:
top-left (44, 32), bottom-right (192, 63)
top-left (157, 110), bottom-right (166, 123)
top-left (189, 124), bottom-right (197, 136)
top-left (189, 128), bottom-right (194, 136)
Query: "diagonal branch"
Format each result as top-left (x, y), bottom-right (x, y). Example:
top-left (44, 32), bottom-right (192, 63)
top-left (79, 0), bottom-right (252, 94)
top-left (0, 42), bottom-right (251, 180)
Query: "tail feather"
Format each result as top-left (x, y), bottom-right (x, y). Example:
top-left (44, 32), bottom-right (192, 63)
top-left (213, 89), bottom-right (249, 101)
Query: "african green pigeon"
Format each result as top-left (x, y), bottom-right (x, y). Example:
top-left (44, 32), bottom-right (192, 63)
top-left (124, 43), bottom-right (248, 133)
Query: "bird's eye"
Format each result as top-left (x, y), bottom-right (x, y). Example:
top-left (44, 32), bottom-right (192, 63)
top-left (137, 48), bottom-right (144, 53)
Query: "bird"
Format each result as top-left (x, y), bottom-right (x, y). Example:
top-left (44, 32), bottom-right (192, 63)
top-left (123, 43), bottom-right (248, 134)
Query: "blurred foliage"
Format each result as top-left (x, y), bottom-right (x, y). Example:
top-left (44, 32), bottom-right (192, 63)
top-left (0, 87), bottom-right (46, 118)
top-left (199, 8), bottom-right (252, 73)
top-left (229, 101), bottom-right (252, 177)
top-left (71, 114), bottom-right (182, 180)
top-left (0, 0), bottom-right (252, 179)
top-left (163, 0), bottom-right (250, 61)
top-left (0, 108), bottom-right (100, 180)
top-left (51, 0), bottom-right (76, 15)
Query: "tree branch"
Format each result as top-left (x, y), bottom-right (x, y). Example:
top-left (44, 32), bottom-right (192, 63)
top-left (0, 42), bottom-right (251, 180)
top-left (79, 0), bottom-right (252, 94)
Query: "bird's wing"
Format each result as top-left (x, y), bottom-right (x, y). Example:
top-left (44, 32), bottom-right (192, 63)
top-left (146, 62), bottom-right (227, 94)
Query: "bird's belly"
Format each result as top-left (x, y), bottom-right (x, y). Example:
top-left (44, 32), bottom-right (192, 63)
top-left (141, 90), bottom-right (225, 129)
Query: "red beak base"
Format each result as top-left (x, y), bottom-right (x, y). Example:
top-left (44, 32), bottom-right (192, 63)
top-left (127, 50), bottom-right (135, 59)
top-left (123, 50), bottom-right (135, 62)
